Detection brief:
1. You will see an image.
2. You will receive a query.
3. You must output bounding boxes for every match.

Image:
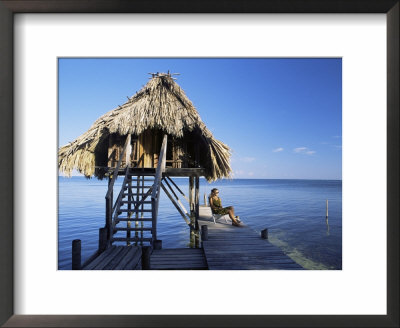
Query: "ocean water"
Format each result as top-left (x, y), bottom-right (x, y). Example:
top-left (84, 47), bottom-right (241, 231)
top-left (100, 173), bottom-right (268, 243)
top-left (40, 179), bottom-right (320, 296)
top-left (58, 177), bottom-right (342, 270)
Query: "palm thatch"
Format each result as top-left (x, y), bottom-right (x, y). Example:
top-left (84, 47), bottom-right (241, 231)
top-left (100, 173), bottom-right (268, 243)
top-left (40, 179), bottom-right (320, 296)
top-left (58, 72), bottom-right (232, 181)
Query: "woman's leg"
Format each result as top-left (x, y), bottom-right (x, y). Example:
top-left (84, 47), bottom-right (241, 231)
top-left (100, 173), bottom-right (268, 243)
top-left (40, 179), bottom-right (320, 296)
top-left (227, 206), bottom-right (238, 222)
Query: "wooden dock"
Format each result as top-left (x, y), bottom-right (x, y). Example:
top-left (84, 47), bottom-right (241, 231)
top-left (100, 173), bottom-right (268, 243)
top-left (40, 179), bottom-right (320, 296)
top-left (81, 245), bottom-right (142, 270)
top-left (75, 206), bottom-right (303, 270)
top-left (198, 206), bottom-right (303, 270)
top-left (151, 248), bottom-right (207, 270)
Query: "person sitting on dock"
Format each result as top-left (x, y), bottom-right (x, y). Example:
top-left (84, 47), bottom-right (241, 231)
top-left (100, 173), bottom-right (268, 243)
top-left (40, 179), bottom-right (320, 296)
top-left (209, 188), bottom-right (242, 227)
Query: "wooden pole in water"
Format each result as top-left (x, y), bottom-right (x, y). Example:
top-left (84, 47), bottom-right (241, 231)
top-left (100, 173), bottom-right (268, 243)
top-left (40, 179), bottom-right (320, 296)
top-left (72, 239), bottom-right (81, 270)
top-left (326, 199), bottom-right (329, 218)
top-left (154, 239), bottom-right (162, 250)
top-left (201, 225), bottom-right (208, 241)
top-left (195, 176), bottom-right (200, 231)
top-left (261, 229), bottom-right (268, 239)
top-left (99, 227), bottom-right (108, 252)
top-left (141, 246), bottom-right (151, 270)
top-left (189, 176), bottom-right (194, 215)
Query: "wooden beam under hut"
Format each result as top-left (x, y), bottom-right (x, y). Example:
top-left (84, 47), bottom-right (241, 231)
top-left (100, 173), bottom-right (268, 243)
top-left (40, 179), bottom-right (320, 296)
top-left (165, 176), bottom-right (190, 203)
top-left (161, 181), bottom-right (191, 225)
top-left (161, 177), bottom-right (191, 224)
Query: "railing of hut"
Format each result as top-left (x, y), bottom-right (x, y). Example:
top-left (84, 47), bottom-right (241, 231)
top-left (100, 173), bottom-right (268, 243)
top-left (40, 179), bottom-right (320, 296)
top-left (151, 134), bottom-right (167, 244)
top-left (105, 134), bottom-right (131, 241)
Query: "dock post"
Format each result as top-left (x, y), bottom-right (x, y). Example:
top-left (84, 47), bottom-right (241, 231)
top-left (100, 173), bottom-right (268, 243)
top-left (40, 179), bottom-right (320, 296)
top-left (326, 199), bottom-right (329, 218)
top-left (189, 176), bottom-right (194, 215)
top-left (99, 227), bottom-right (108, 252)
top-left (72, 239), bottom-right (81, 270)
top-left (195, 176), bottom-right (200, 231)
top-left (154, 239), bottom-right (162, 250)
top-left (142, 246), bottom-right (151, 270)
top-left (261, 228), bottom-right (268, 239)
top-left (201, 225), bottom-right (208, 241)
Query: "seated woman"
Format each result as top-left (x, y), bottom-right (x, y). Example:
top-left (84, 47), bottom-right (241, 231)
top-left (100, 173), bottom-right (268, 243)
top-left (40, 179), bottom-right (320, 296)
top-left (209, 188), bottom-right (242, 227)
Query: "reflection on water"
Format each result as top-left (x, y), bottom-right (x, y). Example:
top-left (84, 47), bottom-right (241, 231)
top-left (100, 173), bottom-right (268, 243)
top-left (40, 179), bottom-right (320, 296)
top-left (326, 217), bottom-right (330, 236)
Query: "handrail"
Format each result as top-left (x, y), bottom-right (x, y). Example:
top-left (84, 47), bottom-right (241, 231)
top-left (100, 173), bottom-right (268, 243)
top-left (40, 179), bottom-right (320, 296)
top-left (112, 166), bottom-right (130, 212)
top-left (106, 134), bottom-right (131, 199)
top-left (151, 134), bottom-right (167, 200)
top-left (150, 134), bottom-right (167, 243)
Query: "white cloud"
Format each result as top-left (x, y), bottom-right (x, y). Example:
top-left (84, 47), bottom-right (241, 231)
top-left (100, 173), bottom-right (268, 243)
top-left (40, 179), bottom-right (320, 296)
top-left (294, 147), bottom-right (307, 153)
top-left (294, 147), bottom-right (316, 155)
top-left (273, 147), bottom-right (284, 152)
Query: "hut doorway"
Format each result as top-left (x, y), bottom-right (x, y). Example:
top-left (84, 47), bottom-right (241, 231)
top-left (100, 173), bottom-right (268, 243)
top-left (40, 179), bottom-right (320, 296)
top-left (136, 129), bottom-right (162, 168)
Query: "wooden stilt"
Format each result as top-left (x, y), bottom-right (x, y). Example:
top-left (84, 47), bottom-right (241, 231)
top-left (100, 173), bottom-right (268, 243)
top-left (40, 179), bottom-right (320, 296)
top-left (72, 239), bottom-right (81, 270)
top-left (261, 229), bottom-right (268, 239)
top-left (99, 227), bottom-right (108, 252)
top-left (141, 246), bottom-right (151, 270)
top-left (154, 240), bottom-right (162, 250)
top-left (195, 176), bottom-right (200, 230)
top-left (189, 176), bottom-right (194, 215)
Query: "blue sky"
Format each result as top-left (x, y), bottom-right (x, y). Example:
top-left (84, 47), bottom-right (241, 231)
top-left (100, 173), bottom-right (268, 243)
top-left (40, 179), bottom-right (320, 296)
top-left (59, 58), bottom-right (342, 180)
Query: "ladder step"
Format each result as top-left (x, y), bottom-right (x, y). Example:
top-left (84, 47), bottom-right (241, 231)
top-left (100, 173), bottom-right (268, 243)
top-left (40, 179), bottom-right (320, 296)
top-left (120, 200), bottom-right (152, 204)
top-left (116, 218), bottom-right (153, 222)
top-left (122, 193), bottom-right (152, 196)
top-left (114, 227), bottom-right (153, 232)
top-left (123, 186), bottom-right (153, 189)
top-left (112, 237), bottom-right (153, 242)
top-left (119, 209), bottom-right (152, 213)
top-left (126, 178), bottom-right (154, 182)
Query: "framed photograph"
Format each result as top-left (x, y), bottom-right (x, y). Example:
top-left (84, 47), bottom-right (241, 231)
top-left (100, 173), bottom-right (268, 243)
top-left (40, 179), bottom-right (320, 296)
top-left (1, 1), bottom-right (398, 327)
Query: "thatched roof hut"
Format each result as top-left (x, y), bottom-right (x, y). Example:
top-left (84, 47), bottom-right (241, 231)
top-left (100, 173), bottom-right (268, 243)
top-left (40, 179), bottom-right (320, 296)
top-left (58, 72), bottom-right (232, 182)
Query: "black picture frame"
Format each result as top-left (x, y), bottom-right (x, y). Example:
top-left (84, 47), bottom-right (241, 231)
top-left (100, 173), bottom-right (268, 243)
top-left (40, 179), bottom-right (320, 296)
top-left (0, 1), bottom-right (398, 327)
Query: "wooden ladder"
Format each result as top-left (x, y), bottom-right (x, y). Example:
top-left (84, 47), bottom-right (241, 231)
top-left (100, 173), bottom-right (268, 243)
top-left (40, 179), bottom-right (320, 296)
top-left (111, 169), bottom-right (156, 245)
top-left (105, 135), bottom-right (168, 247)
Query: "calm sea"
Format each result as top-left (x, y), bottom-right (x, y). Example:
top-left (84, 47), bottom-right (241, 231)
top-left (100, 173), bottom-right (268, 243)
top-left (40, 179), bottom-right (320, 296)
top-left (58, 177), bottom-right (342, 270)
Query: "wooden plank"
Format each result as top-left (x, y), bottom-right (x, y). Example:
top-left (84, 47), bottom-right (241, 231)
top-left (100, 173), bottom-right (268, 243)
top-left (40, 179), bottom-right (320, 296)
top-left (113, 247), bottom-right (137, 270)
top-left (163, 168), bottom-right (205, 177)
top-left (112, 237), bottom-right (152, 242)
top-left (115, 246), bottom-right (141, 270)
top-left (114, 227), bottom-right (152, 232)
top-left (103, 246), bottom-right (132, 270)
top-left (119, 209), bottom-right (152, 212)
top-left (150, 248), bottom-right (207, 270)
top-left (93, 246), bottom-right (126, 270)
top-left (116, 218), bottom-right (152, 221)
top-left (83, 246), bottom-right (117, 270)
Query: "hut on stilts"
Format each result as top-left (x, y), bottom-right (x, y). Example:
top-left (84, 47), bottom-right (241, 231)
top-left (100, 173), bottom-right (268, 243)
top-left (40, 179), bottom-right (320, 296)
top-left (59, 72), bottom-right (232, 252)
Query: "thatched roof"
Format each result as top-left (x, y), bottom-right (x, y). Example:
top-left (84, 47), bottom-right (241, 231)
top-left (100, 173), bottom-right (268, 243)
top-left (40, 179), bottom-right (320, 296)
top-left (58, 72), bottom-right (232, 181)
